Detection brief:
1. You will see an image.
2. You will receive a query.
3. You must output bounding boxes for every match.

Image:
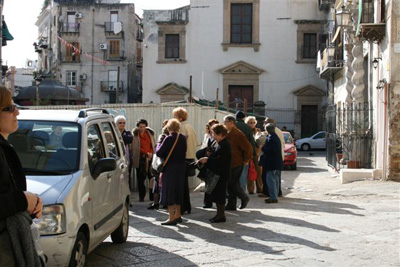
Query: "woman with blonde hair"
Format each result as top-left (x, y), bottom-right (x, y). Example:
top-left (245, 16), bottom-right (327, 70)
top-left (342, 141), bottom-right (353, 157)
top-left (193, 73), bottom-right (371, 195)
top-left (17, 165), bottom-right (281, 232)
top-left (156, 119), bottom-right (187, 225)
top-left (245, 116), bottom-right (265, 194)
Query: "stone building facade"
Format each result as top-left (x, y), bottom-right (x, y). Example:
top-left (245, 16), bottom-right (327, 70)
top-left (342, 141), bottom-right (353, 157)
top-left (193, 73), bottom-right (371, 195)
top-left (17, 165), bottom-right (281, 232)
top-left (142, 0), bottom-right (327, 138)
top-left (317, 0), bottom-right (399, 181)
top-left (35, 0), bottom-right (142, 104)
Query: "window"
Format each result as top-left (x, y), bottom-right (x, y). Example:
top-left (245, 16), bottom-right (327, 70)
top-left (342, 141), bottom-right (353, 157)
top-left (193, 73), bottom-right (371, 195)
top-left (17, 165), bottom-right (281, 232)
top-left (231, 4), bottom-right (252, 44)
top-left (66, 71), bottom-right (77, 86)
top-left (109, 40), bottom-right (120, 59)
top-left (65, 42), bottom-right (80, 62)
top-left (165, 34), bottom-right (179, 59)
top-left (110, 11), bottom-right (118, 23)
top-left (101, 122), bottom-right (120, 158)
top-left (362, 0), bottom-right (374, 23)
top-left (87, 124), bottom-right (105, 173)
top-left (222, 0), bottom-right (260, 51)
top-left (303, 33), bottom-right (317, 59)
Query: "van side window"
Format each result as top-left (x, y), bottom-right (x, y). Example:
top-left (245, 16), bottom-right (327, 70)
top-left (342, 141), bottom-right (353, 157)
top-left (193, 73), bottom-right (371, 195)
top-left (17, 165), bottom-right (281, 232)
top-left (101, 122), bottom-right (120, 159)
top-left (87, 124), bottom-right (105, 172)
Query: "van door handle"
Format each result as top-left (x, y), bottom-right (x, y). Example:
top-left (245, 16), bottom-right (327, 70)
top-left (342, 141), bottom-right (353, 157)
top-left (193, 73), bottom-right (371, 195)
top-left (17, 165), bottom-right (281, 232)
top-left (119, 163), bottom-right (125, 169)
top-left (107, 173), bottom-right (112, 179)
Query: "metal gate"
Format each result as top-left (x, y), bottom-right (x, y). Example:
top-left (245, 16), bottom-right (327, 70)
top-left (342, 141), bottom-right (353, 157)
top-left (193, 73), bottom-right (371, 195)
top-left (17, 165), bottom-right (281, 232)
top-left (327, 102), bottom-right (373, 170)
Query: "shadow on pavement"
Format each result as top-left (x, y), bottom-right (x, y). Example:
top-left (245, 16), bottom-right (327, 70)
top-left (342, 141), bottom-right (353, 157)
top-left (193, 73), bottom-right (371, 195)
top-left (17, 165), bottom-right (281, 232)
top-left (87, 241), bottom-right (197, 267)
top-left (280, 198), bottom-right (364, 216)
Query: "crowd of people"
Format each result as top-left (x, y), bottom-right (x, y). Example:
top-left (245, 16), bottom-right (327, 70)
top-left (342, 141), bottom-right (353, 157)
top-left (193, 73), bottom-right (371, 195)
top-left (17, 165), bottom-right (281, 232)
top-left (0, 81), bottom-right (287, 265)
top-left (117, 107), bottom-right (286, 226)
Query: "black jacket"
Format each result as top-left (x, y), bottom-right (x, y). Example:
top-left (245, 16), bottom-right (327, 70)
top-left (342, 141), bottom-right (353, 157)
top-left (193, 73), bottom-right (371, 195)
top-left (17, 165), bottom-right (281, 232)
top-left (260, 133), bottom-right (283, 171)
top-left (0, 135), bottom-right (28, 221)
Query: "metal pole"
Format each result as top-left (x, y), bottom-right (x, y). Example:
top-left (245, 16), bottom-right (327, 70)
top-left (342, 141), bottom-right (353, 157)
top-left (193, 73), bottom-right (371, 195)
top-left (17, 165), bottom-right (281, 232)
top-left (189, 75), bottom-right (192, 103)
top-left (116, 66), bottom-right (120, 103)
top-left (36, 82), bottom-right (40, 106)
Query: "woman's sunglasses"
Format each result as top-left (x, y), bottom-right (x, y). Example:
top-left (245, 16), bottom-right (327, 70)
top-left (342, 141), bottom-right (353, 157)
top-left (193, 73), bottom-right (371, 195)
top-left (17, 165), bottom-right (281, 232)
top-left (1, 104), bottom-right (17, 113)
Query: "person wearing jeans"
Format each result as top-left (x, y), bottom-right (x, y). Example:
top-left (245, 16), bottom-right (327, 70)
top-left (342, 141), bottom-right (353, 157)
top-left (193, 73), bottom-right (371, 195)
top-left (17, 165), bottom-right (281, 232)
top-left (260, 123), bottom-right (283, 203)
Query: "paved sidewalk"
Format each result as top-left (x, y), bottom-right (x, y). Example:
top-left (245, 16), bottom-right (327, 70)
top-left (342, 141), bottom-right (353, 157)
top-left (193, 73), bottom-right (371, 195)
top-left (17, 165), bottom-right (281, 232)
top-left (88, 152), bottom-right (400, 267)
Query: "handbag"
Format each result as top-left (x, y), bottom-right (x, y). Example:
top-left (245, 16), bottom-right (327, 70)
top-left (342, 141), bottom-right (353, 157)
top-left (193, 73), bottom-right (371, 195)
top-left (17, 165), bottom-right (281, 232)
top-left (157, 133), bottom-right (180, 173)
top-left (151, 154), bottom-right (164, 173)
top-left (205, 169), bottom-right (220, 194)
top-left (248, 161), bottom-right (257, 181)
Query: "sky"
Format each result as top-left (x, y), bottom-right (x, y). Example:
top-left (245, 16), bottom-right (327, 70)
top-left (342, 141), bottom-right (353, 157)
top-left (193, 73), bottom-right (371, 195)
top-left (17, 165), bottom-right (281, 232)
top-left (2, 0), bottom-right (190, 68)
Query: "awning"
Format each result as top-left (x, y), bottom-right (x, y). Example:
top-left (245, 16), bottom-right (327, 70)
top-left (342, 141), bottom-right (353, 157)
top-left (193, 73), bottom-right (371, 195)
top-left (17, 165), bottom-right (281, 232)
top-left (2, 20), bottom-right (14, 46)
top-left (331, 26), bottom-right (341, 43)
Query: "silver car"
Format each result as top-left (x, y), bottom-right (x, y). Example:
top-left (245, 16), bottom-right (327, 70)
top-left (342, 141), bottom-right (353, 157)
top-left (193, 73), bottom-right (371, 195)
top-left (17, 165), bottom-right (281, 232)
top-left (9, 108), bottom-right (130, 267)
top-left (295, 131), bottom-right (326, 151)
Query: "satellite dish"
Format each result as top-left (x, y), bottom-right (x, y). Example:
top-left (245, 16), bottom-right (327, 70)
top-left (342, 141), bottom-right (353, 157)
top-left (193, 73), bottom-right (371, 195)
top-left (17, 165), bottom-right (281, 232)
top-left (113, 22), bottom-right (122, 34)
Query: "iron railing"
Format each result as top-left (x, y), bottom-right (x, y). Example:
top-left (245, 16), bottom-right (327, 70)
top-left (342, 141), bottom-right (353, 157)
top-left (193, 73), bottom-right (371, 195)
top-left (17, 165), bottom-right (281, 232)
top-left (100, 81), bottom-right (124, 92)
top-left (61, 23), bottom-right (80, 33)
top-left (326, 102), bottom-right (373, 170)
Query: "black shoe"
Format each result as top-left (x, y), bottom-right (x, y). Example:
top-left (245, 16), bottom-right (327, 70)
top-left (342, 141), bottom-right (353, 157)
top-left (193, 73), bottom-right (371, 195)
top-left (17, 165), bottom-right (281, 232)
top-left (249, 192), bottom-right (255, 195)
top-left (239, 198), bottom-right (249, 209)
top-left (278, 192), bottom-right (283, 197)
top-left (264, 198), bottom-right (278, 203)
top-left (176, 217), bottom-right (183, 223)
top-left (209, 217), bottom-right (226, 223)
top-left (225, 205), bottom-right (236, 211)
top-left (203, 204), bottom-right (212, 209)
top-left (161, 219), bottom-right (178, 226)
top-left (147, 204), bottom-right (159, 210)
top-left (183, 209), bottom-right (191, 214)
top-left (139, 198), bottom-right (144, 202)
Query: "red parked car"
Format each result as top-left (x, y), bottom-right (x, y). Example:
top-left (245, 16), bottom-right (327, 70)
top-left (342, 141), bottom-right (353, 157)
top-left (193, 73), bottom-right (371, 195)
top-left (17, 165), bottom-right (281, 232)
top-left (282, 131), bottom-right (297, 170)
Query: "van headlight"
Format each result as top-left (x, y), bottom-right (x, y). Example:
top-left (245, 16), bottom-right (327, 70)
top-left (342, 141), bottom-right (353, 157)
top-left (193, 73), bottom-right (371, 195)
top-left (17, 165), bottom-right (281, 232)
top-left (34, 205), bottom-right (66, 235)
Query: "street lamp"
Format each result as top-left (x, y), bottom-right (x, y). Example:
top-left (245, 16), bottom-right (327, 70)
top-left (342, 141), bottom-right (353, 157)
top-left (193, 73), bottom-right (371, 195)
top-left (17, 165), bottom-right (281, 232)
top-left (336, 5), bottom-right (351, 27)
top-left (327, 45), bottom-right (335, 58)
top-left (372, 57), bottom-right (382, 69)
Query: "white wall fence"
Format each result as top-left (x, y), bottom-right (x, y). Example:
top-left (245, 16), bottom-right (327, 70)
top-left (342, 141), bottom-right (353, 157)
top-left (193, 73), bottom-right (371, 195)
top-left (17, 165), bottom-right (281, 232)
top-left (27, 103), bottom-right (232, 189)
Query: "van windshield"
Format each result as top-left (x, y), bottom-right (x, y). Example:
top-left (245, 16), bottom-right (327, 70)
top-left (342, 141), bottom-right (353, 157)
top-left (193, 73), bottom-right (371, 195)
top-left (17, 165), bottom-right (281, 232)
top-left (8, 121), bottom-right (81, 174)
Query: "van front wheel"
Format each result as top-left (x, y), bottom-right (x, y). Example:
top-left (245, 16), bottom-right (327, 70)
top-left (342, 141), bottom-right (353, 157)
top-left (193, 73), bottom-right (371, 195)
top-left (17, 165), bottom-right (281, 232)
top-left (68, 232), bottom-right (87, 267)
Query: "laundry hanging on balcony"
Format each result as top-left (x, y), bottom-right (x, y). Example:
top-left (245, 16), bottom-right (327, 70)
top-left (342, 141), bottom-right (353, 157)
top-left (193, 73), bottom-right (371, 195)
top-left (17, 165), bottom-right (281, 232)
top-left (2, 20), bottom-right (14, 46)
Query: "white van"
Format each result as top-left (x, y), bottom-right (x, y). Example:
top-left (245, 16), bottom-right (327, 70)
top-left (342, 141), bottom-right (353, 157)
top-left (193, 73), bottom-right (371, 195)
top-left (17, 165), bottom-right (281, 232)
top-left (9, 108), bottom-right (130, 266)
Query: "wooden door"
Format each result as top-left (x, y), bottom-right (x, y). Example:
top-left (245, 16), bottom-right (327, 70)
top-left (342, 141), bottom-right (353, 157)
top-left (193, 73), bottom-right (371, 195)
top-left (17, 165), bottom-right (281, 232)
top-left (228, 85), bottom-right (253, 112)
top-left (301, 105), bottom-right (318, 137)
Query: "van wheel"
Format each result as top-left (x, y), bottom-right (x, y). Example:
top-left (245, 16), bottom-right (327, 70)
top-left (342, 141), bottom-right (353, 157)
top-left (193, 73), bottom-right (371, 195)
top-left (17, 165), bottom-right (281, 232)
top-left (111, 203), bottom-right (129, 243)
top-left (68, 232), bottom-right (87, 267)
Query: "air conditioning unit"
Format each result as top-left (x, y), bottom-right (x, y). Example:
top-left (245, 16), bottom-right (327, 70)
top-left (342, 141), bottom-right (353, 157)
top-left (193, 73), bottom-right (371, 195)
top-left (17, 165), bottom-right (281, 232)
top-left (75, 13), bottom-right (83, 19)
top-left (80, 74), bottom-right (87, 80)
top-left (99, 43), bottom-right (108, 50)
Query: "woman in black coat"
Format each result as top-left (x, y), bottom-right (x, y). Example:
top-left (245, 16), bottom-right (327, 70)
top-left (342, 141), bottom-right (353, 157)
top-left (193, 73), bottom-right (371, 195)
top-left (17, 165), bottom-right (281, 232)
top-left (156, 119), bottom-right (187, 226)
top-left (199, 124), bottom-right (231, 223)
top-left (0, 85), bottom-right (43, 265)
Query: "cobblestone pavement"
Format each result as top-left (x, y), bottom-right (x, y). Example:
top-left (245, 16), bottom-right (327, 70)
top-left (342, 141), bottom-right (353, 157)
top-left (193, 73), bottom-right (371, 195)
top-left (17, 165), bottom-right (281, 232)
top-left (87, 151), bottom-right (400, 267)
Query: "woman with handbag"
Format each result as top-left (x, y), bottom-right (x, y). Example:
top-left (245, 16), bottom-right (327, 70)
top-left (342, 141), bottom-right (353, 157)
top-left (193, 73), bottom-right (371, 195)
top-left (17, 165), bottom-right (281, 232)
top-left (173, 107), bottom-right (197, 214)
top-left (156, 119), bottom-right (187, 225)
top-left (198, 124), bottom-right (231, 223)
top-left (0, 85), bottom-right (43, 266)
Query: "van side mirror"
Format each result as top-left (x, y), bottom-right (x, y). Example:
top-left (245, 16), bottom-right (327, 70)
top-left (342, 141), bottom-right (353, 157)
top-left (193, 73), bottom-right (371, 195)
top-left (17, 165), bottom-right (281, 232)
top-left (92, 158), bottom-right (116, 179)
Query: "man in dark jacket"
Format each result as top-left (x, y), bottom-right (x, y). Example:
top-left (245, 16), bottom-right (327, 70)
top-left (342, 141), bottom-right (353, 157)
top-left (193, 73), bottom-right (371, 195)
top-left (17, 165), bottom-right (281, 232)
top-left (235, 110), bottom-right (255, 191)
top-left (260, 123), bottom-right (283, 203)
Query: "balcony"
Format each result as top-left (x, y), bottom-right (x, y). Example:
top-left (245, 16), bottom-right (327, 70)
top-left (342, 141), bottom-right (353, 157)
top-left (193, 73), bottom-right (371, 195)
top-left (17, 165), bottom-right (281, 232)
top-left (156, 8), bottom-right (189, 24)
top-left (61, 54), bottom-right (80, 63)
top-left (107, 50), bottom-right (126, 61)
top-left (104, 22), bottom-right (123, 36)
top-left (136, 28), bottom-right (144, 42)
top-left (318, 48), bottom-right (344, 80)
top-left (101, 81), bottom-right (124, 92)
top-left (61, 23), bottom-right (80, 34)
top-left (359, 23), bottom-right (386, 44)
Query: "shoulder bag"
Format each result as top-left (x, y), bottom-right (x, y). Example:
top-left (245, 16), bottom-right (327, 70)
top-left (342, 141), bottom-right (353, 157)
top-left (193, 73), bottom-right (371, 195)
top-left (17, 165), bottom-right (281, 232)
top-left (156, 133), bottom-right (180, 173)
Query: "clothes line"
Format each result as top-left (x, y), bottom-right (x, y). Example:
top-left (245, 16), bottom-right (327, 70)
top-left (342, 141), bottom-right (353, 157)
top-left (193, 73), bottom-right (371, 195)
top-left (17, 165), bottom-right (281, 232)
top-left (55, 34), bottom-right (111, 66)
